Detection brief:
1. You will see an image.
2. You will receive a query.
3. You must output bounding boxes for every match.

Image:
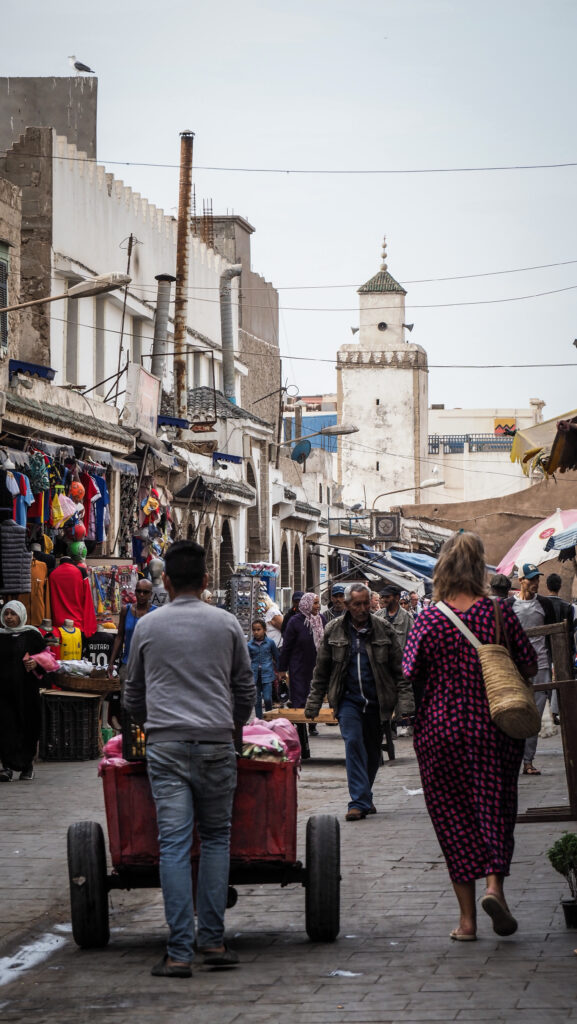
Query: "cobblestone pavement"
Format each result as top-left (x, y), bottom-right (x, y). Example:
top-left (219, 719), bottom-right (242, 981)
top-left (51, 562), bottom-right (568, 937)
top-left (0, 729), bottom-right (576, 1023)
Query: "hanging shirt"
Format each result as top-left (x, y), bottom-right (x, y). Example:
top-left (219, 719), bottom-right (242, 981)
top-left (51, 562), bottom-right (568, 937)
top-left (14, 474), bottom-right (34, 527)
top-left (49, 560), bottom-right (97, 636)
top-left (93, 475), bottom-right (110, 543)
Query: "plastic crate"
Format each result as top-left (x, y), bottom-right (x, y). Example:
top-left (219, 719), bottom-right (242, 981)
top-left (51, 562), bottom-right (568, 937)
top-left (40, 691), bottom-right (100, 761)
top-left (121, 709), bottom-right (147, 762)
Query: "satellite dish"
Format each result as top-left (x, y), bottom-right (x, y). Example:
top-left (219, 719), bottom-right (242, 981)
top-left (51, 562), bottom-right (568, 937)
top-left (291, 439), bottom-right (312, 464)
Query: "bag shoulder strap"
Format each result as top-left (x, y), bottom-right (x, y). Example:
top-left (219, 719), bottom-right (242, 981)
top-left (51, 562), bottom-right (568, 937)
top-left (436, 601), bottom-right (482, 650)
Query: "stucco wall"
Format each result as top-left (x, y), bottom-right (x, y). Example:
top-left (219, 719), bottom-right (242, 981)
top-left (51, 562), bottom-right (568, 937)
top-left (0, 77), bottom-right (98, 160)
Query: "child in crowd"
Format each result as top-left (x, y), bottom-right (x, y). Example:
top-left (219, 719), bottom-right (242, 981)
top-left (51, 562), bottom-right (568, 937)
top-left (247, 619), bottom-right (279, 719)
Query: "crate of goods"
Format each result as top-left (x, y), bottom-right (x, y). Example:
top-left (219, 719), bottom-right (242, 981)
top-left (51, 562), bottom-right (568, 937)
top-left (40, 691), bottom-right (101, 761)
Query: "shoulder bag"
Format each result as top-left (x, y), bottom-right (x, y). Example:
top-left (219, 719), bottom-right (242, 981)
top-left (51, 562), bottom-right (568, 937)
top-left (436, 598), bottom-right (541, 740)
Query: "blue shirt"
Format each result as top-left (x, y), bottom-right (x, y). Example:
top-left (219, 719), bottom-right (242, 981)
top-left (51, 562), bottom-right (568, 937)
top-left (345, 621), bottom-right (378, 706)
top-left (247, 635), bottom-right (279, 685)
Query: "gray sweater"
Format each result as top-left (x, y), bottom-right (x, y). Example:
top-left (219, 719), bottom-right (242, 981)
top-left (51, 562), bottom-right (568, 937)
top-left (124, 594), bottom-right (256, 743)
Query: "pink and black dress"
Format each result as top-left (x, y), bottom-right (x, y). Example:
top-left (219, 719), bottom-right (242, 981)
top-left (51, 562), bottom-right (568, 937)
top-left (402, 597), bottom-right (537, 883)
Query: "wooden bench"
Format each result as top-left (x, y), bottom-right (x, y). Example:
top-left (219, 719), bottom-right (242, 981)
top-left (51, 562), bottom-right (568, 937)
top-left (263, 707), bottom-right (396, 762)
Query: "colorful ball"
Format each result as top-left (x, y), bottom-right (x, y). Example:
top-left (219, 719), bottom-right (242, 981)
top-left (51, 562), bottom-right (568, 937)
top-left (69, 481), bottom-right (85, 502)
top-left (68, 540), bottom-right (87, 561)
top-left (68, 522), bottom-right (86, 542)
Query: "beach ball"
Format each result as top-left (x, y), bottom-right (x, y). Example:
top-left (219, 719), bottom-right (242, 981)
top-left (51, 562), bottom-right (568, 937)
top-left (69, 481), bottom-right (85, 502)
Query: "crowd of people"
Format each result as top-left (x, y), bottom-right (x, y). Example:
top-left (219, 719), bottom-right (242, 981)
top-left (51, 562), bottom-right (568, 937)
top-left (2, 529), bottom-right (574, 973)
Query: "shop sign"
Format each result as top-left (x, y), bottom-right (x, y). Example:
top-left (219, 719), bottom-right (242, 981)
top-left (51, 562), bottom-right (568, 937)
top-left (123, 363), bottom-right (161, 434)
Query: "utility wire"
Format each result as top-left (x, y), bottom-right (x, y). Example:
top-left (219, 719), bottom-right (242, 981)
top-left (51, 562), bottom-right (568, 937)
top-left (18, 150), bottom-right (577, 174)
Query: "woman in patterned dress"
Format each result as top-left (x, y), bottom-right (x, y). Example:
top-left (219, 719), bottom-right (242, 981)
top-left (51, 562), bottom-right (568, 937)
top-left (402, 532), bottom-right (537, 941)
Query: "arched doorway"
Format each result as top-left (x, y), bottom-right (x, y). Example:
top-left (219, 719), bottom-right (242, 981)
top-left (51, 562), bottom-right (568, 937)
top-left (280, 541), bottom-right (289, 588)
top-left (293, 541), bottom-right (302, 591)
top-left (246, 463), bottom-right (260, 561)
top-left (219, 519), bottom-right (234, 590)
top-left (203, 527), bottom-right (214, 588)
top-left (306, 553), bottom-right (314, 591)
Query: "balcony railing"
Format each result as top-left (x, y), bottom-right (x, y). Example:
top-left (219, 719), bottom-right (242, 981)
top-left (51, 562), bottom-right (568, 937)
top-left (428, 433), bottom-right (514, 455)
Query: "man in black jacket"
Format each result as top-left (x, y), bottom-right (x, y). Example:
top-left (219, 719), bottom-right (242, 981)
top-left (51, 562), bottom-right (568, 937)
top-left (509, 563), bottom-right (556, 776)
top-left (305, 583), bottom-right (413, 821)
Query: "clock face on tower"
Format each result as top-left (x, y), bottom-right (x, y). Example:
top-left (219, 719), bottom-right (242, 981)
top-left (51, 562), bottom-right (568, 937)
top-left (372, 513), bottom-right (400, 542)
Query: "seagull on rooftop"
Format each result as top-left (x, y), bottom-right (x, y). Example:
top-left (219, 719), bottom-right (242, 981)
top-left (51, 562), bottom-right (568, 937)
top-left (68, 55), bottom-right (95, 74)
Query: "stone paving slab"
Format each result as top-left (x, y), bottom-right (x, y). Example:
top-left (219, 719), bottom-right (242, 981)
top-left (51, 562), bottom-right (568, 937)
top-left (0, 731), bottom-right (576, 1023)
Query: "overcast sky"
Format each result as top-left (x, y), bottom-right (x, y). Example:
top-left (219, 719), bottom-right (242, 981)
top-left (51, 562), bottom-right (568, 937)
top-left (4, 0), bottom-right (577, 419)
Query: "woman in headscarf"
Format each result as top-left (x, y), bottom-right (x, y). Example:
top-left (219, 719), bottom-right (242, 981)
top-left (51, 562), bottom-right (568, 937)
top-left (0, 600), bottom-right (50, 781)
top-left (278, 592), bottom-right (325, 711)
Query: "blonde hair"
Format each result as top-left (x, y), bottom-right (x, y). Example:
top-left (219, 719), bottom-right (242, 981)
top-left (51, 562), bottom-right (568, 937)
top-left (433, 531), bottom-right (488, 603)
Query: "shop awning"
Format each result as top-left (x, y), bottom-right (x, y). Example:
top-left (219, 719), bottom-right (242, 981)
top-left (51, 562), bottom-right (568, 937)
top-left (510, 408), bottom-right (577, 477)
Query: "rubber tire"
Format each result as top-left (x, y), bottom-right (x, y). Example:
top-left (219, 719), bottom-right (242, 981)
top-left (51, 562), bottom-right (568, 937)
top-left (305, 813), bottom-right (340, 942)
top-left (67, 821), bottom-right (110, 948)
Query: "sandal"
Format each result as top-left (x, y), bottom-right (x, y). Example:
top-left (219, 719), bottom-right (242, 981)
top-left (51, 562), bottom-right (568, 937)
top-left (450, 929), bottom-right (477, 942)
top-left (150, 954), bottom-right (192, 978)
top-left (523, 763), bottom-right (541, 776)
top-left (197, 943), bottom-right (239, 967)
top-left (481, 894), bottom-right (518, 936)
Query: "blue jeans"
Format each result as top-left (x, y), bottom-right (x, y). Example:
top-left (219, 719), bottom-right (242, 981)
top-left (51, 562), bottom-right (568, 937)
top-left (146, 740), bottom-right (237, 962)
top-left (255, 674), bottom-right (273, 719)
top-left (337, 697), bottom-right (383, 812)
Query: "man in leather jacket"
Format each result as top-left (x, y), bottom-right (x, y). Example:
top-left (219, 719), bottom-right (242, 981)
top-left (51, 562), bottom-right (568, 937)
top-left (305, 582), bottom-right (414, 821)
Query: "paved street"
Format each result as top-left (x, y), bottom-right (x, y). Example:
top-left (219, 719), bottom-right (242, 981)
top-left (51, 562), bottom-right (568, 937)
top-left (0, 728), bottom-right (576, 1024)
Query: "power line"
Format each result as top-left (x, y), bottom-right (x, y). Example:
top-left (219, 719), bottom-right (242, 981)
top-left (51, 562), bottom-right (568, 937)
top-left (30, 150), bottom-right (577, 174)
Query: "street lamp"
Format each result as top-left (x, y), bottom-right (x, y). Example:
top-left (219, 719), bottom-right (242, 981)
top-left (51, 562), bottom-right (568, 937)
top-left (275, 423), bottom-right (359, 447)
top-left (371, 477), bottom-right (444, 509)
top-left (0, 273), bottom-right (131, 314)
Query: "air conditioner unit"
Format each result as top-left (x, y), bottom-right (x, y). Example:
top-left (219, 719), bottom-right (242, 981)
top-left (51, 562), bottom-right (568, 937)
top-left (371, 512), bottom-right (400, 543)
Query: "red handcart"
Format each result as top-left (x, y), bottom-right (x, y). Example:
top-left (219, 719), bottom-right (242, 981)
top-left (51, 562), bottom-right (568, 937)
top-left (67, 757), bottom-right (340, 949)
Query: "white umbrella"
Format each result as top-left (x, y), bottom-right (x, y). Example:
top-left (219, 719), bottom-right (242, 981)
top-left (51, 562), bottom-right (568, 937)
top-left (497, 508), bottom-right (577, 576)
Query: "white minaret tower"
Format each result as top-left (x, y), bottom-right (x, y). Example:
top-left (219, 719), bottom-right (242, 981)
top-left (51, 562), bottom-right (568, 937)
top-left (337, 236), bottom-right (429, 509)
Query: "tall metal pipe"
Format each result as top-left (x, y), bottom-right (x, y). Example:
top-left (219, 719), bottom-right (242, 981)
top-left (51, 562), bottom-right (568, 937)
top-left (220, 264), bottom-right (242, 403)
top-left (151, 274), bottom-right (176, 381)
top-left (174, 130), bottom-right (194, 419)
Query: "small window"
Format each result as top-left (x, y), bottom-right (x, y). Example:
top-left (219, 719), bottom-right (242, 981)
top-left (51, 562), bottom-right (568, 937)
top-left (319, 483), bottom-right (323, 503)
top-left (327, 487), bottom-right (331, 504)
top-left (376, 398), bottom-right (380, 406)
top-left (376, 461), bottom-right (380, 471)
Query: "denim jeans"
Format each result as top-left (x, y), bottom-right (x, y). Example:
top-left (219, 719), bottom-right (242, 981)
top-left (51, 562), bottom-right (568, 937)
top-left (255, 676), bottom-right (273, 719)
top-left (146, 740), bottom-right (237, 963)
top-left (523, 668), bottom-right (550, 764)
top-left (337, 697), bottom-right (383, 812)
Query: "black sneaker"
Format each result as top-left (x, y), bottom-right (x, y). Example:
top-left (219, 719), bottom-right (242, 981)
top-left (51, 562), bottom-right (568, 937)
top-left (19, 766), bottom-right (34, 781)
top-left (0, 768), bottom-right (13, 782)
top-left (308, 724), bottom-right (319, 735)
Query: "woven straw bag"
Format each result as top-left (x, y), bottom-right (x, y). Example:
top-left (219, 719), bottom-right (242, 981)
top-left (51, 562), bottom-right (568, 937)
top-left (437, 599), bottom-right (541, 740)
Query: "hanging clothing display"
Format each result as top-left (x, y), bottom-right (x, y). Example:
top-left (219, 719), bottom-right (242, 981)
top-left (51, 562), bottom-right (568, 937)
top-left (19, 558), bottom-right (51, 626)
top-left (0, 519), bottom-right (32, 594)
top-left (49, 559), bottom-right (97, 636)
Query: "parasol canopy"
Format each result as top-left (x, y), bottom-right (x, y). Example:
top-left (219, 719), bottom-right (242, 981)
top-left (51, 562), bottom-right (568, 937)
top-left (496, 508), bottom-right (577, 576)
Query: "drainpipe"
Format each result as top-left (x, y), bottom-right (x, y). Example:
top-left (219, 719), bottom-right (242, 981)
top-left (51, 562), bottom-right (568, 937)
top-left (151, 274), bottom-right (176, 381)
top-left (220, 264), bottom-right (242, 404)
top-left (174, 130), bottom-right (194, 419)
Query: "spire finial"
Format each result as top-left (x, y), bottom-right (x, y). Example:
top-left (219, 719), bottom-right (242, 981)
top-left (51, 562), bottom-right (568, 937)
top-left (380, 235), bottom-right (388, 271)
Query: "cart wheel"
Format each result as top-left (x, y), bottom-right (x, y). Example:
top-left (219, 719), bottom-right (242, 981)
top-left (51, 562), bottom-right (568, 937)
top-left (305, 814), bottom-right (340, 942)
top-left (226, 886), bottom-right (238, 909)
top-left (67, 821), bottom-right (110, 948)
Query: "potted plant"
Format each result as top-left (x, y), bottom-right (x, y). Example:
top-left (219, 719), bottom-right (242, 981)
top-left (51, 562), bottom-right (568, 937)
top-left (547, 832), bottom-right (577, 928)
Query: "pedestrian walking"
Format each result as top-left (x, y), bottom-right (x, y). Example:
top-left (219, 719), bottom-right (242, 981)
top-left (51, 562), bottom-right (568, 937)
top-left (124, 540), bottom-right (256, 977)
top-left (370, 591), bottom-right (380, 612)
top-left (281, 591), bottom-right (304, 635)
top-left (324, 583), bottom-right (345, 622)
top-left (508, 564), bottom-right (556, 776)
top-left (108, 578), bottom-right (156, 681)
top-left (305, 583), bottom-right (412, 820)
top-left (490, 573), bottom-right (512, 600)
top-left (376, 585), bottom-right (414, 649)
top-left (247, 619), bottom-right (279, 719)
top-left (0, 601), bottom-right (53, 782)
top-left (402, 532), bottom-right (537, 941)
top-left (278, 593), bottom-right (325, 732)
